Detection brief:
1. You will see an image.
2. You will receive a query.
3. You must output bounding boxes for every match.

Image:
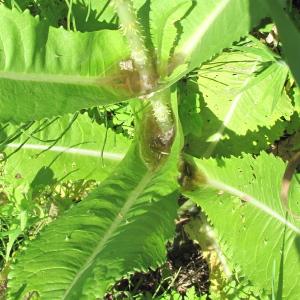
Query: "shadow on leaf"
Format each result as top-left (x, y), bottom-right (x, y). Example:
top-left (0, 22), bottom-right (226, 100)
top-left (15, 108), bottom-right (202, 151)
top-left (179, 80), bottom-right (291, 159)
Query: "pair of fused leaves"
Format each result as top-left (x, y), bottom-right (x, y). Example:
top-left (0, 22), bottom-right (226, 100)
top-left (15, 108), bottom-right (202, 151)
top-left (184, 153), bottom-right (300, 299)
top-left (0, 0), bottom-right (267, 124)
top-left (8, 142), bottom-right (179, 299)
top-left (7, 136), bottom-right (180, 299)
top-left (176, 31), bottom-right (300, 298)
top-left (7, 89), bottom-right (181, 299)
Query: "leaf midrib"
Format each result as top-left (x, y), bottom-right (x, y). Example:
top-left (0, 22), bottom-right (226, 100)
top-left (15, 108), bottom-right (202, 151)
top-left (62, 169), bottom-right (153, 299)
top-left (205, 177), bottom-right (300, 235)
top-left (0, 71), bottom-right (100, 85)
top-left (7, 143), bottom-right (125, 161)
top-left (180, 0), bottom-right (231, 56)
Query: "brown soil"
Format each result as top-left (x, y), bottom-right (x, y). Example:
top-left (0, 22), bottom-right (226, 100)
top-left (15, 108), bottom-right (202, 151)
top-left (105, 210), bottom-right (210, 299)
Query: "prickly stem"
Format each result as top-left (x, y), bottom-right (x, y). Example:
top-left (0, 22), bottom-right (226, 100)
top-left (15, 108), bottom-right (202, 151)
top-left (111, 0), bottom-right (157, 93)
top-left (112, 0), bottom-right (176, 170)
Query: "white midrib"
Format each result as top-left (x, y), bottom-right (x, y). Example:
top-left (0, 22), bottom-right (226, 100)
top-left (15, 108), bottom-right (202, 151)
top-left (204, 63), bottom-right (258, 157)
top-left (181, 0), bottom-right (231, 56)
top-left (7, 143), bottom-right (125, 161)
top-left (62, 170), bottom-right (153, 299)
top-left (207, 178), bottom-right (300, 235)
top-left (0, 71), bottom-right (102, 85)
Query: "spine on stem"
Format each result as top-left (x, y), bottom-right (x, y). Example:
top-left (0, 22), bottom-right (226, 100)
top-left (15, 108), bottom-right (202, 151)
top-left (112, 0), bottom-right (156, 93)
top-left (113, 0), bottom-right (176, 170)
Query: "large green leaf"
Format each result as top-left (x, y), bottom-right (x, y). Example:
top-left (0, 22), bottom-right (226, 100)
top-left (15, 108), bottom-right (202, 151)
top-left (0, 0), bottom-right (269, 125)
top-left (197, 39), bottom-right (292, 135)
top-left (8, 139), bottom-right (179, 299)
top-left (264, 0), bottom-right (300, 86)
top-left (179, 79), bottom-right (289, 158)
top-left (1, 113), bottom-right (131, 192)
top-left (167, 0), bottom-right (268, 83)
top-left (179, 39), bottom-right (294, 158)
top-left (184, 153), bottom-right (300, 299)
top-left (8, 87), bottom-right (181, 299)
top-left (0, 5), bottom-right (135, 124)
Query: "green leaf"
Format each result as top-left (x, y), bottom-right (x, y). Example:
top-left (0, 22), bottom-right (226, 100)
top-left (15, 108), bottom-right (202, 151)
top-left (1, 113), bottom-right (131, 191)
top-left (8, 140), bottom-right (179, 299)
top-left (37, 0), bottom-right (118, 31)
top-left (5, 0), bottom-right (131, 30)
top-left (167, 0), bottom-right (268, 83)
top-left (185, 153), bottom-right (300, 299)
top-left (150, 0), bottom-right (190, 76)
top-left (264, 0), bottom-right (300, 86)
top-left (0, 5), bottom-right (136, 124)
top-left (179, 39), bottom-right (294, 158)
top-left (7, 86), bottom-right (181, 299)
top-left (197, 39), bottom-right (292, 136)
top-left (179, 80), bottom-right (288, 158)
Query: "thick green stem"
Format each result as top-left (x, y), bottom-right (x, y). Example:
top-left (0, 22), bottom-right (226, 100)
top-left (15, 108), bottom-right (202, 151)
top-left (112, 0), bottom-right (156, 93)
top-left (113, 0), bottom-right (176, 170)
